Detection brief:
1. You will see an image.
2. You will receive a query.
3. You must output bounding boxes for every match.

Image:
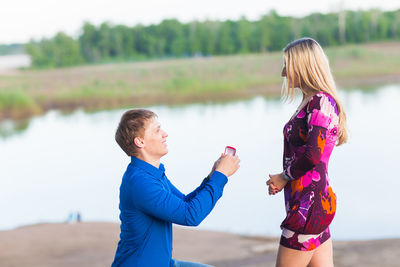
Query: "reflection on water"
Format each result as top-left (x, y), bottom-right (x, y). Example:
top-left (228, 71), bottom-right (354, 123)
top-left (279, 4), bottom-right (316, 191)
top-left (0, 119), bottom-right (30, 138)
top-left (0, 84), bottom-right (399, 240)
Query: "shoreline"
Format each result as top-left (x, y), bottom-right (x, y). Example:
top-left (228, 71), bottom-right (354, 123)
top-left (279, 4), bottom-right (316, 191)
top-left (2, 41), bottom-right (400, 121)
top-left (1, 73), bottom-right (400, 122)
top-left (0, 222), bottom-right (398, 267)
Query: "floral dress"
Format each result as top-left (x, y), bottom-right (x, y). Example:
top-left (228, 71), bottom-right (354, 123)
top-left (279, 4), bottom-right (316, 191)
top-left (280, 92), bottom-right (338, 251)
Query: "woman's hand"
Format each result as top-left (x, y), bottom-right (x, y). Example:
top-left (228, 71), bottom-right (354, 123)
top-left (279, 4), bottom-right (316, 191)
top-left (266, 173), bottom-right (288, 195)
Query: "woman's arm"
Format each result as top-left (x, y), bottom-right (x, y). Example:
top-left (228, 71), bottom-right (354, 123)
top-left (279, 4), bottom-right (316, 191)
top-left (284, 94), bottom-right (336, 180)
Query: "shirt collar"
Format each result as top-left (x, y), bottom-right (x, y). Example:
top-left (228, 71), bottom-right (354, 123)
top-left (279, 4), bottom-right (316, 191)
top-left (130, 157), bottom-right (165, 179)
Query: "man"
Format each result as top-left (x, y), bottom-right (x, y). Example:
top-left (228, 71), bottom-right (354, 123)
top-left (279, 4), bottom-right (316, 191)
top-left (112, 109), bottom-right (240, 267)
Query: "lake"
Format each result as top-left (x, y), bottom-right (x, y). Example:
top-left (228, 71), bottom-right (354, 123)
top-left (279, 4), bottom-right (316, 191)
top-left (1, 84), bottom-right (399, 240)
top-left (0, 54), bottom-right (31, 70)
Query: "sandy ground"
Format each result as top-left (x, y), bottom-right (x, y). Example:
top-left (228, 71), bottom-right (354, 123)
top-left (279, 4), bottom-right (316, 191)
top-left (0, 222), bottom-right (398, 267)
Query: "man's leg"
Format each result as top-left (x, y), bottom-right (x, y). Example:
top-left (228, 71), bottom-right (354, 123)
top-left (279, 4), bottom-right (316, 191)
top-left (172, 259), bottom-right (214, 267)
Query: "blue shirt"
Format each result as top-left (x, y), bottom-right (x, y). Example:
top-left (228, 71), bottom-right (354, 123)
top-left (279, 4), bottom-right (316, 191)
top-left (111, 157), bottom-right (228, 267)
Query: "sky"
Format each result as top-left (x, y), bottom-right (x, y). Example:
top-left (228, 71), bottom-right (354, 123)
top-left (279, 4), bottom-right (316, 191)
top-left (1, 0), bottom-right (399, 44)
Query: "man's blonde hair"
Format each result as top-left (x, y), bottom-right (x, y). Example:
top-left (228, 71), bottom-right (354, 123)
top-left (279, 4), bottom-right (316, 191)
top-left (115, 109), bottom-right (156, 156)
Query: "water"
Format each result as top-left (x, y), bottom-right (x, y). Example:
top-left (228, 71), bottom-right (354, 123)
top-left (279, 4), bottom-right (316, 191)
top-left (1, 85), bottom-right (399, 240)
top-left (0, 54), bottom-right (31, 70)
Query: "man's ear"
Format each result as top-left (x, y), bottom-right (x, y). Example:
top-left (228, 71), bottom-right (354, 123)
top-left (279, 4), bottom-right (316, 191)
top-left (134, 137), bottom-right (144, 148)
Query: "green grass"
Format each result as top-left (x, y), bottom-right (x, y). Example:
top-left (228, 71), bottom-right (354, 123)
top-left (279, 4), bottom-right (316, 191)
top-left (0, 90), bottom-right (39, 118)
top-left (1, 41), bottom-right (400, 120)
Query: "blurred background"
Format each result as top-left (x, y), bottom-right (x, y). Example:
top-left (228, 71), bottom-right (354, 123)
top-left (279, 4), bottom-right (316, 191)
top-left (1, 0), bottom-right (399, 266)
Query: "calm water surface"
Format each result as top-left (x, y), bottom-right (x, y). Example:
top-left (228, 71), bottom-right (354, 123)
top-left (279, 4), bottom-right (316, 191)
top-left (1, 85), bottom-right (399, 240)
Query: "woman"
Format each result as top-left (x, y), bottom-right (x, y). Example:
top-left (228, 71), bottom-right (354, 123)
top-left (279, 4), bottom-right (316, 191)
top-left (267, 38), bottom-right (348, 267)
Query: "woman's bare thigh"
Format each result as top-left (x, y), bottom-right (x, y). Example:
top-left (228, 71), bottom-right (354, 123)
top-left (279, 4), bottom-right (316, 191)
top-left (276, 245), bottom-right (314, 267)
top-left (309, 238), bottom-right (333, 267)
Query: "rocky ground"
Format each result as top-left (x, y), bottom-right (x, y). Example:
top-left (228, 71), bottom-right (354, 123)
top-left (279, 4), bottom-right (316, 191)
top-left (0, 222), bottom-right (398, 267)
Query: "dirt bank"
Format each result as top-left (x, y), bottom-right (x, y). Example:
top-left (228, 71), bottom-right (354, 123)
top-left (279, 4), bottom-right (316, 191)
top-left (0, 222), bottom-right (398, 267)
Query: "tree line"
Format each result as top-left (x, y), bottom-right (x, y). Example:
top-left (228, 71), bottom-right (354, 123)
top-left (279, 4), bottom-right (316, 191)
top-left (0, 44), bottom-right (24, 55)
top-left (25, 9), bottom-right (400, 68)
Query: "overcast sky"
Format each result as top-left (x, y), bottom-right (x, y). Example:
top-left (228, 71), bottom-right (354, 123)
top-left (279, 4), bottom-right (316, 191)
top-left (1, 0), bottom-right (399, 44)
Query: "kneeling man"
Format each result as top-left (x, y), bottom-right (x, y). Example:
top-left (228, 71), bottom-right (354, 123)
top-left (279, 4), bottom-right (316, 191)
top-left (112, 109), bottom-right (240, 267)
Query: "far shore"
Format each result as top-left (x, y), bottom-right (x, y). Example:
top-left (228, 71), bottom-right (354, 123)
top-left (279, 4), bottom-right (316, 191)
top-left (0, 222), bottom-right (398, 267)
top-left (1, 41), bottom-right (400, 121)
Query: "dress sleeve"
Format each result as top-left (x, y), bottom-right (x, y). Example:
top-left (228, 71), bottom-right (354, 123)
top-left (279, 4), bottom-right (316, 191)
top-left (284, 94), bottom-right (336, 180)
top-left (130, 171), bottom-right (227, 226)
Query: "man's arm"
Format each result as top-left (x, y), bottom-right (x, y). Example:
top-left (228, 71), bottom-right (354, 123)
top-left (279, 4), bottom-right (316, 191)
top-left (165, 155), bottom-right (222, 201)
top-left (130, 171), bottom-right (228, 226)
top-left (166, 177), bottom-right (209, 201)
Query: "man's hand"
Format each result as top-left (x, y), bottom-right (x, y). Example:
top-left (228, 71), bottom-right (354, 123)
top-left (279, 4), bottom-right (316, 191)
top-left (266, 173), bottom-right (288, 195)
top-left (215, 154), bottom-right (240, 177)
top-left (208, 153), bottom-right (223, 178)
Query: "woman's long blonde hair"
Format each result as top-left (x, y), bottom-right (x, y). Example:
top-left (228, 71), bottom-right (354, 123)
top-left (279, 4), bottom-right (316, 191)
top-left (282, 38), bottom-right (348, 146)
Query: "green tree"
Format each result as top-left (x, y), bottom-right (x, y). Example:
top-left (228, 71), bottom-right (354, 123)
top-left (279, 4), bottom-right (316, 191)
top-left (26, 32), bottom-right (82, 68)
top-left (158, 19), bottom-right (185, 56)
top-left (216, 20), bottom-right (235, 54)
top-left (236, 17), bottom-right (252, 53)
top-left (79, 22), bottom-right (100, 62)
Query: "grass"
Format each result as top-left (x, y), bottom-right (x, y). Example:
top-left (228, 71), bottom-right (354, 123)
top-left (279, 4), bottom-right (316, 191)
top-left (0, 90), bottom-right (40, 118)
top-left (1, 41), bottom-right (400, 120)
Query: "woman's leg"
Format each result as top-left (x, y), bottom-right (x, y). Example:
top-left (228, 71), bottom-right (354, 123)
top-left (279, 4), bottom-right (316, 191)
top-left (276, 245), bottom-right (314, 267)
top-left (308, 238), bottom-right (334, 267)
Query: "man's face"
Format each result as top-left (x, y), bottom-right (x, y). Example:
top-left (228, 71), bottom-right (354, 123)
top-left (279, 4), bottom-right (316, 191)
top-left (142, 118), bottom-right (168, 159)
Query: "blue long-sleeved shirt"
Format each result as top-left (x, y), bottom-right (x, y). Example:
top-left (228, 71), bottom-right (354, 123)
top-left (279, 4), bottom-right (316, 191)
top-left (111, 157), bottom-right (228, 267)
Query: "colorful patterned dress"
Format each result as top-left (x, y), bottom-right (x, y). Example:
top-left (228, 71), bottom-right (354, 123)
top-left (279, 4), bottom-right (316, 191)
top-left (280, 92), bottom-right (338, 251)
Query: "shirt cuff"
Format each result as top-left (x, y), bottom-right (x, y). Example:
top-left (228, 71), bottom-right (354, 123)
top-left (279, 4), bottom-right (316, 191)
top-left (208, 171), bottom-right (228, 188)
